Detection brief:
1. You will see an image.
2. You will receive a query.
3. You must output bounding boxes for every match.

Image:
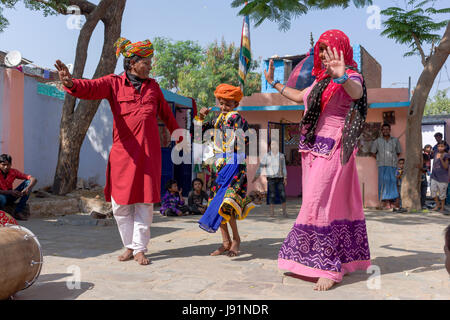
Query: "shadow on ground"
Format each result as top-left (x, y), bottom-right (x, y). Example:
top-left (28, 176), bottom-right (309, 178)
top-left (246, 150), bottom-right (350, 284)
top-left (13, 273), bottom-right (94, 300)
top-left (19, 219), bottom-right (183, 259)
top-left (364, 210), bottom-right (450, 226)
top-left (148, 237), bottom-right (285, 262)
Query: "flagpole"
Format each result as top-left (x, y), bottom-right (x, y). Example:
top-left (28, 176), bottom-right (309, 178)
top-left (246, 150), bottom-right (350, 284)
top-left (239, 1), bottom-right (251, 93)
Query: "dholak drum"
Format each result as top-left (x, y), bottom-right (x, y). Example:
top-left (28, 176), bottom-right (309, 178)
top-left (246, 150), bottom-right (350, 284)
top-left (0, 224), bottom-right (43, 300)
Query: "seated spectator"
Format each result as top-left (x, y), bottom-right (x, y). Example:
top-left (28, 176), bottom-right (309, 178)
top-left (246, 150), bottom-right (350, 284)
top-left (430, 142), bottom-right (449, 213)
top-left (394, 158), bottom-right (406, 213)
top-left (160, 179), bottom-right (189, 216)
top-left (187, 178), bottom-right (208, 215)
top-left (445, 225), bottom-right (450, 275)
top-left (0, 154), bottom-right (37, 221)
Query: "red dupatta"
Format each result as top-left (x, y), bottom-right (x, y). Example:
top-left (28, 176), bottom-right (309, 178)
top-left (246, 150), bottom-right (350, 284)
top-left (312, 29), bottom-right (359, 111)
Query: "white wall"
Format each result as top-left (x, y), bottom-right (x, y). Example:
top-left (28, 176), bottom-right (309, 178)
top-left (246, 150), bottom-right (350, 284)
top-left (22, 76), bottom-right (112, 189)
top-left (422, 123), bottom-right (445, 148)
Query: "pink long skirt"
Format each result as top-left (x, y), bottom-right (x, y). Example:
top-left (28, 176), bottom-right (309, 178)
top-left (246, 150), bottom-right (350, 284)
top-left (278, 145), bottom-right (371, 282)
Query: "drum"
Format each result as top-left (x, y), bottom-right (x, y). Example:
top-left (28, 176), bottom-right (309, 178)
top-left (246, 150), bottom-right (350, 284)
top-left (0, 224), bottom-right (43, 300)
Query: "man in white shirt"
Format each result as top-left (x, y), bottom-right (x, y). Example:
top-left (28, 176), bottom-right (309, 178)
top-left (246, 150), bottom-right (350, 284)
top-left (252, 140), bottom-right (288, 217)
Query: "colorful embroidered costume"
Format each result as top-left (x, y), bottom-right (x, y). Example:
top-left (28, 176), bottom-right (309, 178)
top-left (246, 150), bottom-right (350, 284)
top-left (278, 30), bottom-right (371, 283)
top-left (195, 85), bottom-right (254, 232)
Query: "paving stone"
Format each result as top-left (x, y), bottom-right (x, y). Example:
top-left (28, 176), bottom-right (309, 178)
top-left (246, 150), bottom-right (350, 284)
top-left (158, 278), bottom-right (215, 294)
top-left (9, 201), bottom-right (450, 300)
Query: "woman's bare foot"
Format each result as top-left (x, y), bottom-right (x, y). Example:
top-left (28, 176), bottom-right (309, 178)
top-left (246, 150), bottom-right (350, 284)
top-left (227, 239), bottom-right (240, 257)
top-left (314, 277), bottom-right (335, 291)
top-left (210, 241), bottom-right (231, 256)
top-left (118, 248), bottom-right (134, 261)
top-left (134, 252), bottom-right (150, 265)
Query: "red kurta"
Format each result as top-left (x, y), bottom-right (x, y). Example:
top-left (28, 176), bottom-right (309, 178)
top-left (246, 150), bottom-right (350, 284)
top-left (64, 73), bottom-right (180, 205)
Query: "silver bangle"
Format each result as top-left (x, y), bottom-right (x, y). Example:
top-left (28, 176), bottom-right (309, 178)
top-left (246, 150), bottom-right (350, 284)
top-left (281, 84), bottom-right (287, 95)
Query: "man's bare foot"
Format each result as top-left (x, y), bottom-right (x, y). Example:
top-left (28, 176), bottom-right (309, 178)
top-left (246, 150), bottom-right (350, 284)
top-left (313, 277), bottom-right (335, 291)
top-left (227, 239), bottom-right (240, 257)
top-left (210, 241), bottom-right (231, 256)
top-left (134, 252), bottom-right (150, 265)
top-left (118, 248), bottom-right (134, 262)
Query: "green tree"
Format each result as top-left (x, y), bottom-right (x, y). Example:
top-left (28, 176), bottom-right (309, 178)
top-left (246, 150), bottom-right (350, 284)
top-left (151, 37), bottom-right (204, 91)
top-left (152, 39), bottom-right (261, 110)
top-left (425, 88), bottom-right (450, 115)
top-left (231, 0), bottom-right (373, 31)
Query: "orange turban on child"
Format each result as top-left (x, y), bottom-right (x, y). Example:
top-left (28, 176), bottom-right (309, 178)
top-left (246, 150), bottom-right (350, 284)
top-left (214, 84), bottom-right (243, 102)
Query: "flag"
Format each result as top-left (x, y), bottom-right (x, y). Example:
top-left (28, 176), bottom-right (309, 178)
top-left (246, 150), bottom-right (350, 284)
top-left (239, 12), bottom-right (251, 89)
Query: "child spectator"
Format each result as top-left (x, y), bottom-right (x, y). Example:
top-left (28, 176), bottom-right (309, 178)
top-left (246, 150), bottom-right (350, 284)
top-left (394, 158), bottom-right (406, 212)
top-left (431, 132), bottom-right (449, 157)
top-left (421, 145), bottom-right (432, 209)
top-left (430, 142), bottom-right (449, 213)
top-left (160, 179), bottom-right (189, 216)
top-left (0, 154), bottom-right (37, 221)
top-left (444, 225), bottom-right (450, 275)
top-left (187, 178), bottom-right (209, 215)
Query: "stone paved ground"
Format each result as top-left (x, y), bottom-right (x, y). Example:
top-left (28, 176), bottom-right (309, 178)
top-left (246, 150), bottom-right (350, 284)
top-left (11, 199), bottom-right (450, 300)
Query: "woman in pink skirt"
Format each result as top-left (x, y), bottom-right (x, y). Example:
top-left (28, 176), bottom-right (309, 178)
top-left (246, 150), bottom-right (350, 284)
top-left (265, 29), bottom-right (371, 291)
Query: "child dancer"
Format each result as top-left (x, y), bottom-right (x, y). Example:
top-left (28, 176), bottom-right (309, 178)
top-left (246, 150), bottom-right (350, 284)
top-left (194, 84), bottom-right (254, 257)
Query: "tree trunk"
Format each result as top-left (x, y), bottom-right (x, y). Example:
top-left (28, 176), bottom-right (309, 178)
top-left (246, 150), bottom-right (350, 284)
top-left (52, 0), bottom-right (126, 195)
top-left (401, 22), bottom-right (450, 211)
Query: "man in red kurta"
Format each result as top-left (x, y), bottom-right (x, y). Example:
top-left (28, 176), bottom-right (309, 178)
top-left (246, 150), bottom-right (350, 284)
top-left (55, 37), bottom-right (180, 265)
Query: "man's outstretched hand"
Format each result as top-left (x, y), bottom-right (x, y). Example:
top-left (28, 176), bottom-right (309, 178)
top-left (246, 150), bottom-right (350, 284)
top-left (54, 60), bottom-right (73, 88)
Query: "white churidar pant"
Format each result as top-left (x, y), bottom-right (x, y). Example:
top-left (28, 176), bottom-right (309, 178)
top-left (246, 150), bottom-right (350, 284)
top-left (111, 197), bottom-right (154, 256)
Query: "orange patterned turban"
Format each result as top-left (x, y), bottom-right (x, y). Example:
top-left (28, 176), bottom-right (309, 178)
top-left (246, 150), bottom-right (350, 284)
top-left (214, 84), bottom-right (243, 102)
top-left (114, 37), bottom-right (154, 58)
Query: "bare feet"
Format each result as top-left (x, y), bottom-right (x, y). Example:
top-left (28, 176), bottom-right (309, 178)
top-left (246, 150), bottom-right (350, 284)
top-left (118, 248), bottom-right (133, 262)
top-left (314, 277), bottom-right (335, 291)
top-left (134, 252), bottom-right (150, 265)
top-left (227, 239), bottom-right (240, 257)
top-left (210, 241), bottom-right (231, 256)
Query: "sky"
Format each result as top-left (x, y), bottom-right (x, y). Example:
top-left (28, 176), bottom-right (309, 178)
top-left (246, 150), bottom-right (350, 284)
top-left (0, 0), bottom-right (449, 98)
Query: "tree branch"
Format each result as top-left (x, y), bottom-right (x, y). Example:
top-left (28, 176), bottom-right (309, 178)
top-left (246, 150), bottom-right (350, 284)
top-left (412, 33), bottom-right (427, 67)
top-left (62, 0), bottom-right (114, 118)
top-left (67, 0), bottom-right (97, 15)
top-left (409, 21), bottom-right (450, 116)
top-left (31, 0), bottom-right (97, 16)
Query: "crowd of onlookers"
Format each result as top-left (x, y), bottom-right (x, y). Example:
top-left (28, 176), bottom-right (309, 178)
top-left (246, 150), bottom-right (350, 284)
top-left (420, 133), bottom-right (449, 214)
top-left (371, 125), bottom-right (449, 215)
